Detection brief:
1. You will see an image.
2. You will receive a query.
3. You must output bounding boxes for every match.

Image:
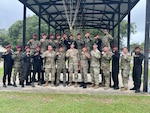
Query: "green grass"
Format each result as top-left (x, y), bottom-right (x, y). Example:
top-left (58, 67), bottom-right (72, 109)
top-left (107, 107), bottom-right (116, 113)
top-left (0, 92), bottom-right (150, 113)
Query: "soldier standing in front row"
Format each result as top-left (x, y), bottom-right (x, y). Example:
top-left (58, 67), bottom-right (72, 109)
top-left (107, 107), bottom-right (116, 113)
top-left (21, 46), bottom-right (31, 87)
top-left (31, 46), bottom-right (43, 87)
top-left (90, 43), bottom-right (101, 89)
top-left (66, 43), bottom-right (79, 87)
top-left (101, 46), bottom-right (112, 90)
top-left (12, 45), bottom-right (23, 87)
top-left (1, 45), bottom-right (14, 87)
top-left (55, 46), bottom-right (67, 87)
top-left (120, 47), bottom-right (131, 91)
top-left (42, 45), bottom-right (56, 87)
top-left (80, 46), bottom-right (90, 88)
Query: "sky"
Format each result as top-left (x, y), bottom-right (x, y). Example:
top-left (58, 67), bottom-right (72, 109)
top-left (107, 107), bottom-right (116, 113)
top-left (0, 0), bottom-right (146, 44)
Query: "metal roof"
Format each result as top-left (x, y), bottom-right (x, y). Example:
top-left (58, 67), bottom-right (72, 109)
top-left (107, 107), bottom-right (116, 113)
top-left (19, 0), bottom-right (140, 30)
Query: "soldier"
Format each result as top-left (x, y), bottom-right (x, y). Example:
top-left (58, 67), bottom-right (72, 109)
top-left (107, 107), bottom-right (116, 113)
top-left (21, 46), bottom-right (31, 87)
top-left (42, 45), bottom-right (56, 87)
top-left (27, 33), bottom-right (40, 55)
top-left (131, 46), bottom-right (144, 93)
top-left (93, 34), bottom-right (102, 52)
top-left (49, 34), bottom-right (55, 49)
top-left (12, 45), bottom-right (23, 87)
top-left (54, 34), bottom-right (63, 52)
top-left (80, 46), bottom-right (90, 88)
top-left (62, 32), bottom-right (68, 51)
top-left (40, 33), bottom-right (49, 53)
top-left (120, 47), bottom-right (131, 91)
top-left (90, 43), bottom-right (101, 89)
top-left (1, 45), bottom-right (14, 87)
top-left (112, 45), bottom-right (120, 90)
top-left (66, 34), bottom-right (77, 50)
top-left (102, 29), bottom-right (113, 50)
top-left (31, 46), bottom-right (43, 87)
top-left (101, 46), bottom-right (112, 90)
top-left (55, 46), bottom-right (66, 87)
top-left (76, 33), bottom-right (84, 53)
top-left (66, 43), bottom-right (79, 87)
top-left (83, 32), bottom-right (93, 52)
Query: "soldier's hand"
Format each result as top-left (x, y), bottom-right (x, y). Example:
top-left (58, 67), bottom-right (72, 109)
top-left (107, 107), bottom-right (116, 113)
top-left (102, 51), bottom-right (105, 55)
top-left (35, 53), bottom-right (39, 56)
top-left (29, 39), bottom-right (32, 43)
top-left (56, 52), bottom-right (59, 55)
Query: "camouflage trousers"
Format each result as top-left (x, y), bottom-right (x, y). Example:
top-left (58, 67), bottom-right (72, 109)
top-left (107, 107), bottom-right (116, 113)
top-left (102, 70), bottom-right (110, 87)
top-left (121, 69), bottom-right (129, 88)
top-left (56, 67), bottom-right (66, 84)
top-left (13, 67), bottom-right (22, 82)
top-left (45, 68), bottom-right (56, 82)
top-left (90, 67), bottom-right (99, 85)
top-left (80, 66), bottom-right (88, 83)
top-left (69, 64), bottom-right (78, 82)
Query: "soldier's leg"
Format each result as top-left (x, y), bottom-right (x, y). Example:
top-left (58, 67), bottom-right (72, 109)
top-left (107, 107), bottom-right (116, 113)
top-left (43, 68), bottom-right (50, 87)
top-left (13, 68), bottom-right (18, 87)
top-left (8, 67), bottom-right (12, 85)
top-left (83, 67), bottom-right (88, 88)
top-left (93, 67), bottom-right (100, 89)
top-left (56, 68), bottom-right (61, 85)
top-left (3, 68), bottom-right (7, 87)
top-left (68, 64), bottom-right (73, 85)
top-left (79, 67), bottom-right (84, 87)
top-left (18, 68), bottom-right (22, 85)
top-left (51, 68), bottom-right (56, 86)
top-left (103, 70), bottom-right (110, 90)
top-left (90, 67), bottom-right (95, 87)
top-left (62, 68), bottom-right (67, 87)
top-left (121, 69), bottom-right (129, 91)
top-left (135, 67), bottom-right (142, 90)
top-left (74, 65), bottom-right (78, 87)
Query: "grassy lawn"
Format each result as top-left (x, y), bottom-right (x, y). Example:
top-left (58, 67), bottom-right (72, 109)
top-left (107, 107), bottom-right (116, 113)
top-left (0, 92), bottom-right (149, 113)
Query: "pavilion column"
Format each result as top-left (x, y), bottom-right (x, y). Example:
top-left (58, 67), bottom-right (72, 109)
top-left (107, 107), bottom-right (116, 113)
top-left (127, 0), bottom-right (131, 52)
top-left (23, 2), bottom-right (27, 51)
top-left (143, 0), bottom-right (150, 92)
top-left (117, 3), bottom-right (121, 51)
top-left (38, 6), bottom-right (41, 40)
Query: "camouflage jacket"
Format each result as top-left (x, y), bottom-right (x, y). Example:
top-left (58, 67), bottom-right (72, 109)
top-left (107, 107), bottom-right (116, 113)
top-left (102, 34), bottom-right (113, 50)
top-left (120, 53), bottom-right (131, 70)
top-left (80, 52), bottom-right (90, 67)
top-left (90, 49), bottom-right (101, 67)
top-left (40, 39), bottom-right (49, 53)
top-left (56, 52), bottom-right (66, 68)
top-left (12, 52), bottom-right (23, 68)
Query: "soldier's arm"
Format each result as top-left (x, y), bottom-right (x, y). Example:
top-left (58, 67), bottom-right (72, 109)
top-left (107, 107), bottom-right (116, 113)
top-left (27, 39), bottom-right (32, 46)
top-left (108, 34), bottom-right (113, 41)
top-left (66, 50), bottom-right (70, 58)
top-left (1, 52), bottom-right (7, 58)
top-left (12, 53), bottom-right (17, 60)
top-left (93, 51), bottom-right (101, 59)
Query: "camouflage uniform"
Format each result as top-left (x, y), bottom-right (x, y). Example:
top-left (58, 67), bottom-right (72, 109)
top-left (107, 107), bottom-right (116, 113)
top-left (90, 49), bottom-right (101, 85)
top-left (40, 39), bottom-right (49, 53)
top-left (83, 37), bottom-right (93, 52)
top-left (66, 49), bottom-right (79, 83)
top-left (56, 52), bottom-right (66, 85)
top-left (27, 39), bottom-right (40, 54)
top-left (76, 38), bottom-right (84, 53)
top-left (49, 39), bottom-right (56, 50)
top-left (54, 39), bottom-right (63, 52)
top-left (101, 51), bottom-right (112, 88)
top-left (102, 34), bottom-right (113, 50)
top-left (80, 52), bottom-right (90, 84)
top-left (42, 51), bottom-right (56, 85)
top-left (120, 53), bottom-right (131, 88)
top-left (12, 52), bottom-right (23, 84)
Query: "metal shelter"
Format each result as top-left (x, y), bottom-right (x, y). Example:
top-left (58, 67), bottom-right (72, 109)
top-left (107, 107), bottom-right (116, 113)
top-left (19, 0), bottom-right (150, 92)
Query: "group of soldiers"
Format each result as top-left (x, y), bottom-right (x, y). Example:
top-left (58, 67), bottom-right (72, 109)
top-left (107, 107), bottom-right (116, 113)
top-left (1, 29), bottom-right (144, 93)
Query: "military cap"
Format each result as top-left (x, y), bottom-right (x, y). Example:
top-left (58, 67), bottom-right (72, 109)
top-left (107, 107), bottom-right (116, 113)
top-left (25, 46), bottom-right (30, 50)
top-left (36, 46), bottom-right (40, 49)
top-left (77, 33), bottom-right (80, 36)
top-left (50, 34), bottom-right (54, 36)
top-left (56, 34), bottom-right (60, 37)
top-left (5, 45), bottom-right (11, 48)
top-left (42, 33), bottom-right (47, 36)
top-left (135, 46), bottom-right (140, 50)
top-left (113, 45), bottom-right (118, 48)
top-left (16, 45), bottom-right (21, 49)
top-left (32, 33), bottom-right (37, 37)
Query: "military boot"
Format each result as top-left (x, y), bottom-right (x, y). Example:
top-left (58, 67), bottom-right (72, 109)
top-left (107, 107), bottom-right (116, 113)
top-left (13, 82), bottom-right (17, 87)
top-left (74, 82), bottom-right (78, 87)
top-left (83, 83), bottom-right (87, 89)
top-left (63, 82), bottom-right (66, 87)
top-left (68, 82), bottom-right (72, 86)
top-left (51, 81), bottom-right (54, 87)
top-left (120, 87), bottom-right (128, 91)
top-left (93, 85), bottom-right (99, 89)
top-left (43, 81), bottom-right (49, 87)
top-left (89, 83), bottom-right (95, 87)
top-left (31, 82), bottom-right (35, 87)
top-left (104, 86), bottom-right (110, 90)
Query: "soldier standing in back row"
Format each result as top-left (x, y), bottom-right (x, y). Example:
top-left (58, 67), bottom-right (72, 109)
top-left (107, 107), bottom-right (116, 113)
top-left (55, 46), bottom-right (66, 87)
top-left (42, 45), bottom-right (56, 87)
top-left (40, 33), bottom-right (49, 53)
top-left (1, 45), bottom-right (14, 87)
top-left (101, 46), bottom-right (112, 90)
top-left (66, 43), bottom-right (80, 87)
top-left (49, 34), bottom-right (56, 49)
top-left (76, 33), bottom-right (84, 53)
top-left (27, 33), bottom-right (40, 55)
top-left (102, 29), bottom-right (113, 50)
top-left (80, 46), bottom-right (90, 89)
top-left (120, 47), bottom-right (131, 91)
top-left (12, 45), bottom-right (23, 87)
top-left (54, 34), bottom-right (63, 52)
top-left (90, 43), bottom-right (101, 89)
